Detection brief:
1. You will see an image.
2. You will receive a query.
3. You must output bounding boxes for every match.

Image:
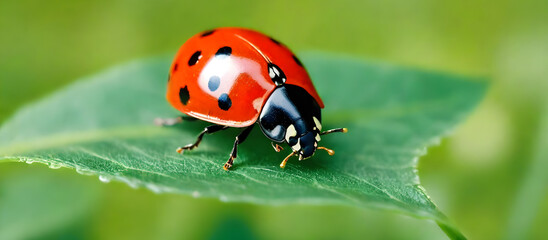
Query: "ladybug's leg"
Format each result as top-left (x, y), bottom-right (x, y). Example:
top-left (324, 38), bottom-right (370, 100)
top-left (176, 125), bottom-right (228, 153)
top-left (154, 115), bottom-right (197, 127)
top-left (224, 125), bottom-right (255, 170)
top-left (271, 142), bottom-right (284, 152)
top-left (154, 116), bottom-right (183, 126)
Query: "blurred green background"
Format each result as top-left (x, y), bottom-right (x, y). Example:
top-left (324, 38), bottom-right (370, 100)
top-left (1, 0), bottom-right (547, 239)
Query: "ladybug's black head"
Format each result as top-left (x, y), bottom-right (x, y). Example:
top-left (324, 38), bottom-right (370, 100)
top-left (259, 84), bottom-right (344, 165)
top-left (282, 116), bottom-right (322, 160)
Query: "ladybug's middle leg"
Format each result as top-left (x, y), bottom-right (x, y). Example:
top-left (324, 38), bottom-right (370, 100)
top-left (224, 125), bottom-right (255, 170)
top-left (177, 125), bottom-right (228, 153)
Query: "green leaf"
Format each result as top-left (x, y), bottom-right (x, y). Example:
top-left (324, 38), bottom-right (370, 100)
top-left (506, 103), bottom-right (548, 239)
top-left (0, 52), bottom-right (486, 239)
top-left (0, 166), bottom-right (100, 240)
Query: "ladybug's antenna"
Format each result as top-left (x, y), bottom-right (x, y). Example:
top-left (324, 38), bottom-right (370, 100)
top-left (320, 128), bottom-right (348, 135)
top-left (317, 146), bottom-right (335, 156)
top-left (280, 151), bottom-right (296, 168)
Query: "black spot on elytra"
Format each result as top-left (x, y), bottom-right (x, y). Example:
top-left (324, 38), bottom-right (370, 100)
top-left (208, 76), bottom-right (220, 91)
top-left (188, 51), bottom-right (201, 66)
top-left (215, 47), bottom-right (232, 57)
top-left (269, 37), bottom-right (281, 45)
top-left (292, 55), bottom-right (303, 66)
top-left (168, 63), bottom-right (179, 82)
top-left (218, 93), bottom-right (232, 110)
top-left (201, 29), bottom-right (216, 37)
top-left (179, 86), bottom-right (190, 105)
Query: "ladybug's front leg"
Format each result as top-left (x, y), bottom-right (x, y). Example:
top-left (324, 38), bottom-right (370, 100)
top-left (177, 125), bottom-right (228, 153)
top-left (224, 125), bottom-right (254, 171)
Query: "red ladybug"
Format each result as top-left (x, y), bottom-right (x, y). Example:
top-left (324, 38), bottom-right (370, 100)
top-left (162, 27), bottom-right (347, 170)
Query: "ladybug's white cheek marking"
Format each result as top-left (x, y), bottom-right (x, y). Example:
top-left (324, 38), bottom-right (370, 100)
top-left (315, 133), bottom-right (321, 142)
top-left (291, 138), bottom-right (301, 152)
top-left (285, 124), bottom-right (297, 142)
top-left (198, 56), bottom-right (270, 99)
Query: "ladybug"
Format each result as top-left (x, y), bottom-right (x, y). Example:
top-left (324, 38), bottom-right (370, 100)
top-left (161, 27), bottom-right (347, 170)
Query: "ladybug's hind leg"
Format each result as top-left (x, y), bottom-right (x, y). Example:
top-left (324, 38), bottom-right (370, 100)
top-left (154, 115), bottom-right (197, 127)
top-left (177, 125), bottom-right (228, 153)
top-left (224, 125), bottom-right (254, 171)
top-left (154, 116), bottom-right (182, 126)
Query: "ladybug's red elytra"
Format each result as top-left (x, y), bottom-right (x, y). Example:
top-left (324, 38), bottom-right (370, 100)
top-left (161, 27), bottom-right (347, 170)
